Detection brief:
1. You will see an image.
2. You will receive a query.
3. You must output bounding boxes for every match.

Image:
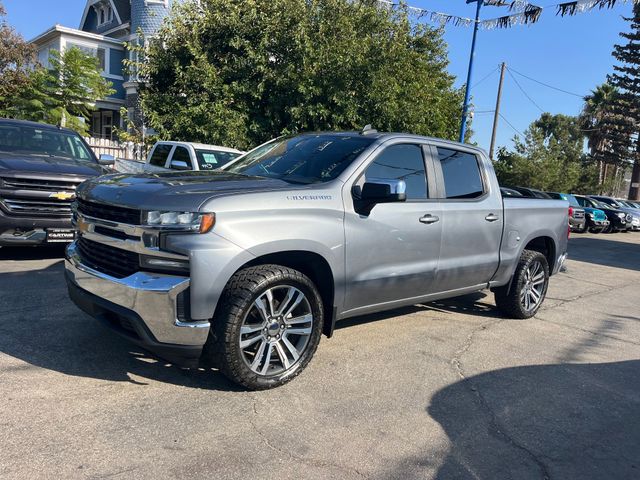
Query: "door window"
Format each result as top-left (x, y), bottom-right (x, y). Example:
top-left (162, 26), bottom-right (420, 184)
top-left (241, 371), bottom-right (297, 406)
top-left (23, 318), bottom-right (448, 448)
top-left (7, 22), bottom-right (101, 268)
top-left (170, 146), bottom-right (192, 169)
top-left (149, 144), bottom-right (173, 167)
top-left (436, 147), bottom-right (484, 199)
top-left (362, 144), bottom-right (428, 200)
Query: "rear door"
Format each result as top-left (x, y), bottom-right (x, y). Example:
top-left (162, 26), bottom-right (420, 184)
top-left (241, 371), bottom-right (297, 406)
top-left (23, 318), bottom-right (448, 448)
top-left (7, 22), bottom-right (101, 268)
top-left (430, 144), bottom-right (503, 292)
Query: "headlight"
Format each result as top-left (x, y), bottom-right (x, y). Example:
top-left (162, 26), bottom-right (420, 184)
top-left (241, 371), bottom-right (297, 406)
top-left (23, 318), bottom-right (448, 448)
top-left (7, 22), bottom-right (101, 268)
top-left (617, 212), bottom-right (626, 219)
top-left (142, 211), bottom-right (215, 233)
top-left (587, 212), bottom-right (594, 218)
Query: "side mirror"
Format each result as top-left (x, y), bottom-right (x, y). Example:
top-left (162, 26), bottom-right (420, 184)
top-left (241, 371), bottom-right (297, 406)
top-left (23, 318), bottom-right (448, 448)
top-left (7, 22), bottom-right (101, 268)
top-left (353, 179), bottom-right (407, 215)
top-left (98, 154), bottom-right (116, 166)
top-left (170, 160), bottom-right (190, 170)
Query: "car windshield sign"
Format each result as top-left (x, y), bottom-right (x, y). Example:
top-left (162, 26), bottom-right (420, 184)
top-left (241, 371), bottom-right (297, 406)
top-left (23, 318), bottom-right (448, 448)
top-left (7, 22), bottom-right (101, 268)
top-left (226, 134), bottom-right (375, 184)
top-left (0, 124), bottom-right (93, 162)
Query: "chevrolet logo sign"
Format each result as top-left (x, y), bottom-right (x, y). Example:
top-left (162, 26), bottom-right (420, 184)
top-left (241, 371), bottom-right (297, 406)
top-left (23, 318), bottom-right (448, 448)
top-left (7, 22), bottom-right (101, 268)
top-left (49, 192), bottom-right (75, 201)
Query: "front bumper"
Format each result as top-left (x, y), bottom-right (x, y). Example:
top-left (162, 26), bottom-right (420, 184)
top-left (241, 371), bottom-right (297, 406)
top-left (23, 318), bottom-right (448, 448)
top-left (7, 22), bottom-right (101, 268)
top-left (569, 216), bottom-right (586, 231)
top-left (65, 241), bottom-right (210, 366)
top-left (0, 208), bottom-right (73, 246)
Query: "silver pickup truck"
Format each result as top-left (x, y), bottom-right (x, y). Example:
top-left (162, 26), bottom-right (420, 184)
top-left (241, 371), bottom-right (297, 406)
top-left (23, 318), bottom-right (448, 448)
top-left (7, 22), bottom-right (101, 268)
top-left (65, 130), bottom-right (569, 389)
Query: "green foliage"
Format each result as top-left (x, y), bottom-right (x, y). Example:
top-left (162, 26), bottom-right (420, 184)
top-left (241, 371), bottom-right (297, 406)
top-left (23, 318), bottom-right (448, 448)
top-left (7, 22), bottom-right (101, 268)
top-left (494, 113), bottom-right (598, 193)
top-left (0, 1), bottom-right (36, 113)
top-left (3, 47), bottom-right (114, 136)
top-left (139, 0), bottom-right (465, 150)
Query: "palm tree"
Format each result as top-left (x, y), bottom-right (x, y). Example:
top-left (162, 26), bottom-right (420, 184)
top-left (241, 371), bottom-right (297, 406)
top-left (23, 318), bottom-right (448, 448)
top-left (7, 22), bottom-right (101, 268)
top-left (579, 83), bottom-right (618, 186)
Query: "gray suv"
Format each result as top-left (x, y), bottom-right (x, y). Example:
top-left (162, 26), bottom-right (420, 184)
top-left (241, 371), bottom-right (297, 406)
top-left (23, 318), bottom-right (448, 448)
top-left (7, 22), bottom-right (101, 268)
top-left (65, 131), bottom-right (569, 389)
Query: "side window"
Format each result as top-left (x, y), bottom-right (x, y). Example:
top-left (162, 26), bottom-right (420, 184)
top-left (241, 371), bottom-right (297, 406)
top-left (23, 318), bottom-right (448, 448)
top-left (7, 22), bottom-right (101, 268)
top-left (363, 144), bottom-right (428, 200)
top-left (436, 147), bottom-right (484, 199)
top-left (149, 144), bottom-right (173, 167)
top-left (170, 146), bottom-right (192, 168)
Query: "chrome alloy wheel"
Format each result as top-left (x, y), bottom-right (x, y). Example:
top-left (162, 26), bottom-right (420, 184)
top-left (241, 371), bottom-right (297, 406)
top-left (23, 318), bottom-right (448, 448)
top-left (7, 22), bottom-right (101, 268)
top-left (239, 285), bottom-right (313, 376)
top-left (520, 260), bottom-right (546, 312)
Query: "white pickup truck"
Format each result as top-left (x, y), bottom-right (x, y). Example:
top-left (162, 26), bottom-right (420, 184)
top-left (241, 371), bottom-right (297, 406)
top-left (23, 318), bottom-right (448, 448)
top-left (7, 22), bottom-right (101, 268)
top-left (115, 141), bottom-right (244, 174)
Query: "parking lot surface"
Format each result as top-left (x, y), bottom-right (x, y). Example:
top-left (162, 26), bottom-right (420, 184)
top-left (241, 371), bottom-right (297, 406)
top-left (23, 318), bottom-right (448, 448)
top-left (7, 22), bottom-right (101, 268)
top-left (1, 232), bottom-right (639, 480)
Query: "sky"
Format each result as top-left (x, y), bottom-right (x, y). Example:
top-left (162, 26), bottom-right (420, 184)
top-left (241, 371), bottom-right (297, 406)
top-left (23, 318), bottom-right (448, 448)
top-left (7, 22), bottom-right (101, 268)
top-left (3, 0), bottom-right (635, 151)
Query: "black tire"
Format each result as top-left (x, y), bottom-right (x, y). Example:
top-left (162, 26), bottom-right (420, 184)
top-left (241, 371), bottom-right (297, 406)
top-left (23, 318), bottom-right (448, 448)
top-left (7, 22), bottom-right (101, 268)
top-left (494, 250), bottom-right (549, 319)
top-left (203, 264), bottom-right (324, 390)
top-left (602, 223), bottom-right (613, 234)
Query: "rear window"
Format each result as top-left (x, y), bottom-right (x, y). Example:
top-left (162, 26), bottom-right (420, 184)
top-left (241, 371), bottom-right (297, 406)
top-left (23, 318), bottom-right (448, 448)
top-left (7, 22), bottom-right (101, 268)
top-left (149, 144), bottom-right (173, 167)
top-left (436, 147), bottom-right (484, 199)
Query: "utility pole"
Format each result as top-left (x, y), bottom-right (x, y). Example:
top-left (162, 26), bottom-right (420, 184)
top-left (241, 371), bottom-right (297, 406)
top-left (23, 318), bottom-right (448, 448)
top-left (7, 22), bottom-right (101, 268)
top-left (489, 62), bottom-right (506, 160)
top-left (459, 0), bottom-right (484, 144)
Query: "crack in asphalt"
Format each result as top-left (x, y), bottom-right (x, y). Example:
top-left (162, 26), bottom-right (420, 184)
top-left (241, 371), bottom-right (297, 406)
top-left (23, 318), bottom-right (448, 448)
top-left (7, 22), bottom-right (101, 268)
top-left (536, 316), bottom-right (640, 347)
top-left (451, 318), bottom-right (552, 480)
top-left (249, 400), bottom-right (369, 479)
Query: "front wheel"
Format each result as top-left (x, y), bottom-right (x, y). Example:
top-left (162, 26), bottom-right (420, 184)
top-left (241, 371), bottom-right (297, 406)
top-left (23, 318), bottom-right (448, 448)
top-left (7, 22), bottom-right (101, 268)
top-left (203, 265), bottom-right (324, 390)
top-left (494, 250), bottom-right (550, 319)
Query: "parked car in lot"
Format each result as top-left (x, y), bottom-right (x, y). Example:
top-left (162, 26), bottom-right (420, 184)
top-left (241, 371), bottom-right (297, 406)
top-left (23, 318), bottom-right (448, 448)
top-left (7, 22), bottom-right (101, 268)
top-left (65, 130), bottom-right (569, 389)
top-left (504, 186), bottom-right (552, 199)
top-left (590, 195), bottom-right (640, 231)
top-left (116, 141), bottom-right (244, 174)
top-left (500, 187), bottom-right (523, 197)
top-left (574, 195), bottom-right (630, 233)
top-left (0, 118), bottom-right (113, 246)
top-left (546, 192), bottom-right (587, 232)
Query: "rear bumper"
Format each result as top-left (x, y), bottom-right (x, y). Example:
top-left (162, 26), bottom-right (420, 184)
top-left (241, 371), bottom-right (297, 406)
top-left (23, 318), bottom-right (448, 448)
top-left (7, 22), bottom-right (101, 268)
top-left (64, 241), bottom-right (209, 367)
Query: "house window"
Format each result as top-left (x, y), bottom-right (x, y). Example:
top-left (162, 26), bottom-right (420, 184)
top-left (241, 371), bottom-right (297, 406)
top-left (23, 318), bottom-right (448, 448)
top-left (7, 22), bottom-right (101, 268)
top-left (97, 48), bottom-right (106, 71)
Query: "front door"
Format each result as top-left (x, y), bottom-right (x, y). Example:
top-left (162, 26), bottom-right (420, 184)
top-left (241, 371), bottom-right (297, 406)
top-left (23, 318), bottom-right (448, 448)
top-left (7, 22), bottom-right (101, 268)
top-left (343, 142), bottom-right (442, 314)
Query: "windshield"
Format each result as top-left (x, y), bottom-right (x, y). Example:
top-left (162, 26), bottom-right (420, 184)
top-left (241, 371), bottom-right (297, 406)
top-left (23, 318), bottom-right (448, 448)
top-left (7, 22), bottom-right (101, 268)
top-left (195, 149), bottom-right (241, 170)
top-left (0, 124), bottom-right (94, 161)
top-left (225, 134), bottom-right (375, 184)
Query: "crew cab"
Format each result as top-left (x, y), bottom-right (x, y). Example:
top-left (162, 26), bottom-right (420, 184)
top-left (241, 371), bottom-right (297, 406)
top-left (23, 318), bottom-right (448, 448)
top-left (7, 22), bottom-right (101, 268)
top-left (0, 118), bottom-right (112, 246)
top-left (115, 141), bottom-right (244, 174)
top-left (64, 130), bottom-right (569, 389)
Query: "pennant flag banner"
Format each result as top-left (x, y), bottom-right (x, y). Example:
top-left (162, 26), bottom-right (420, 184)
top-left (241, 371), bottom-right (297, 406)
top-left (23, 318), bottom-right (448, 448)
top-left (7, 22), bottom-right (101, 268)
top-left (378, 0), bottom-right (640, 30)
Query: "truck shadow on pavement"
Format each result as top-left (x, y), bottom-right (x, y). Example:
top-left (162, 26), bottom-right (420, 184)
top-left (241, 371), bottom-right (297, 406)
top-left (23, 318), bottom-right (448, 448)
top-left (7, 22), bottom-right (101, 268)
top-left (568, 235), bottom-right (640, 271)
top-left (392, 359), bottom-right (640, 480)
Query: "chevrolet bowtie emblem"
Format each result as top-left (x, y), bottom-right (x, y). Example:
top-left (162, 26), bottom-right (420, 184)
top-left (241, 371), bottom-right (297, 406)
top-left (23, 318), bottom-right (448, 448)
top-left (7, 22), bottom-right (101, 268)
top-left (49, 192), bottom-right (75, 200)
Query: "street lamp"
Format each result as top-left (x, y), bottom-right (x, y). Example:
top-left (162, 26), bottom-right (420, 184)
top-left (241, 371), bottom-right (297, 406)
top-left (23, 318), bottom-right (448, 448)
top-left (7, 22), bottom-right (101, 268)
top-left (459, 0), bottom-right (484, 143)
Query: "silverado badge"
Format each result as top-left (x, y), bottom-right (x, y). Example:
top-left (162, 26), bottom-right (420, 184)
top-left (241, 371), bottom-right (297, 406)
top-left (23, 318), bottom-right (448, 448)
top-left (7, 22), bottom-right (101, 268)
top-left (49, 192), bottom-right (75, 201)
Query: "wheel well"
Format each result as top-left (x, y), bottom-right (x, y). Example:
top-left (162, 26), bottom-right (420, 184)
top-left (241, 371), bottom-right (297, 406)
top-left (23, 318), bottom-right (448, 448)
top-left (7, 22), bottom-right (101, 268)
top-left (242, 251), bottom-right (336, 337)
top-left (524, 236), bottom-right (555, 268)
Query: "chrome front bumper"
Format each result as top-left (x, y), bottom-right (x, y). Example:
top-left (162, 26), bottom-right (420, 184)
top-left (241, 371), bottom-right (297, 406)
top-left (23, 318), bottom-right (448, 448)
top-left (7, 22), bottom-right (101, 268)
top-left (65, 241), bottom-right (210, 348)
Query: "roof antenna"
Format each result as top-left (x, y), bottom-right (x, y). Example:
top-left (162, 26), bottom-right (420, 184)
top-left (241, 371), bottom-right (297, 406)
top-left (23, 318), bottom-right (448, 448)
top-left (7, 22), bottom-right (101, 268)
top-left (360, 124), bottom-right (377, 135)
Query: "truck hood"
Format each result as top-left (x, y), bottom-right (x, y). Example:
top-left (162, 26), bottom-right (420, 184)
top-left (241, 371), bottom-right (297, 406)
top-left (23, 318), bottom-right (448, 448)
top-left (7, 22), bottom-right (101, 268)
top-left (77, 171), bottom-right (301, 210)
top-left (0, 153), bottom-right (106, 177)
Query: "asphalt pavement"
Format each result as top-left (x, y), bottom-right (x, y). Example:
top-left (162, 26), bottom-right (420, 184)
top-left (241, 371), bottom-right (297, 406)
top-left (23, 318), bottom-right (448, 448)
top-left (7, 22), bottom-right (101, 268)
top-left (0, 232), bottom-right (638, 479)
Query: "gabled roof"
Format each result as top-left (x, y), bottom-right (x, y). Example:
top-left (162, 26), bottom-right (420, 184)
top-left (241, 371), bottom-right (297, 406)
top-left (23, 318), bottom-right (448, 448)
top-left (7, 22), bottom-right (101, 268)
top-left (79, 0), bottom-right (131, 33)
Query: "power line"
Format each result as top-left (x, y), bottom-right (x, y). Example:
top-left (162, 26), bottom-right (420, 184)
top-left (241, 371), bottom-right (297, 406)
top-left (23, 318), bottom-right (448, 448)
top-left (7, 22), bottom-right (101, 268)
top-left (471, 66), bottom-right (499, 90)
top-left (499, 113), bottom-right (525, 138)
top-left (506, 67), bottom-right (545, 113)
top-left (508, 67), bottom-right (585, 98)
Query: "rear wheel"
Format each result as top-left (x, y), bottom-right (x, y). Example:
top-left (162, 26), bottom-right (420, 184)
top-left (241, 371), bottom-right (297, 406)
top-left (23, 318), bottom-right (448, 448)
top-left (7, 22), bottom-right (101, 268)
top-left (494, 250), bottom-right (549, 319)
top-left (203, 265), bottom-right (323, 390)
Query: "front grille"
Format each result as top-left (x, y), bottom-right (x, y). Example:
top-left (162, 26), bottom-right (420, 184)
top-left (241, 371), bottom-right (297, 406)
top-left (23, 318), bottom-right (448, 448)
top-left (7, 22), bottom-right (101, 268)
top-left (77, 198), bottom-right (141, 225)
top-left (76, 237), bottom-right (140, 279)
top-left (573, 210), bottom-right (585, 219)
top-left (1, 176), bottom-right (80, 192)
top-left (1, 198), bottom-right (72, 216)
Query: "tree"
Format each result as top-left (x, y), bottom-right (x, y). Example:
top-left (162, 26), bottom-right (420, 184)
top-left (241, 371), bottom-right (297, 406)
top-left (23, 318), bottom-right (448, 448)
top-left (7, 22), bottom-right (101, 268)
top-left (0, 1), bottom-right (37, 113)
top-left (138, 0), bottom-right (466, 150)
top-left (494, 113), bottom-right (598, 193)
top-left (6, 47), bottom-right (114, 135)
top-left (579, 83), bottom-right (618, 185)
top-left (600, 4), bottom-right (640, 199)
